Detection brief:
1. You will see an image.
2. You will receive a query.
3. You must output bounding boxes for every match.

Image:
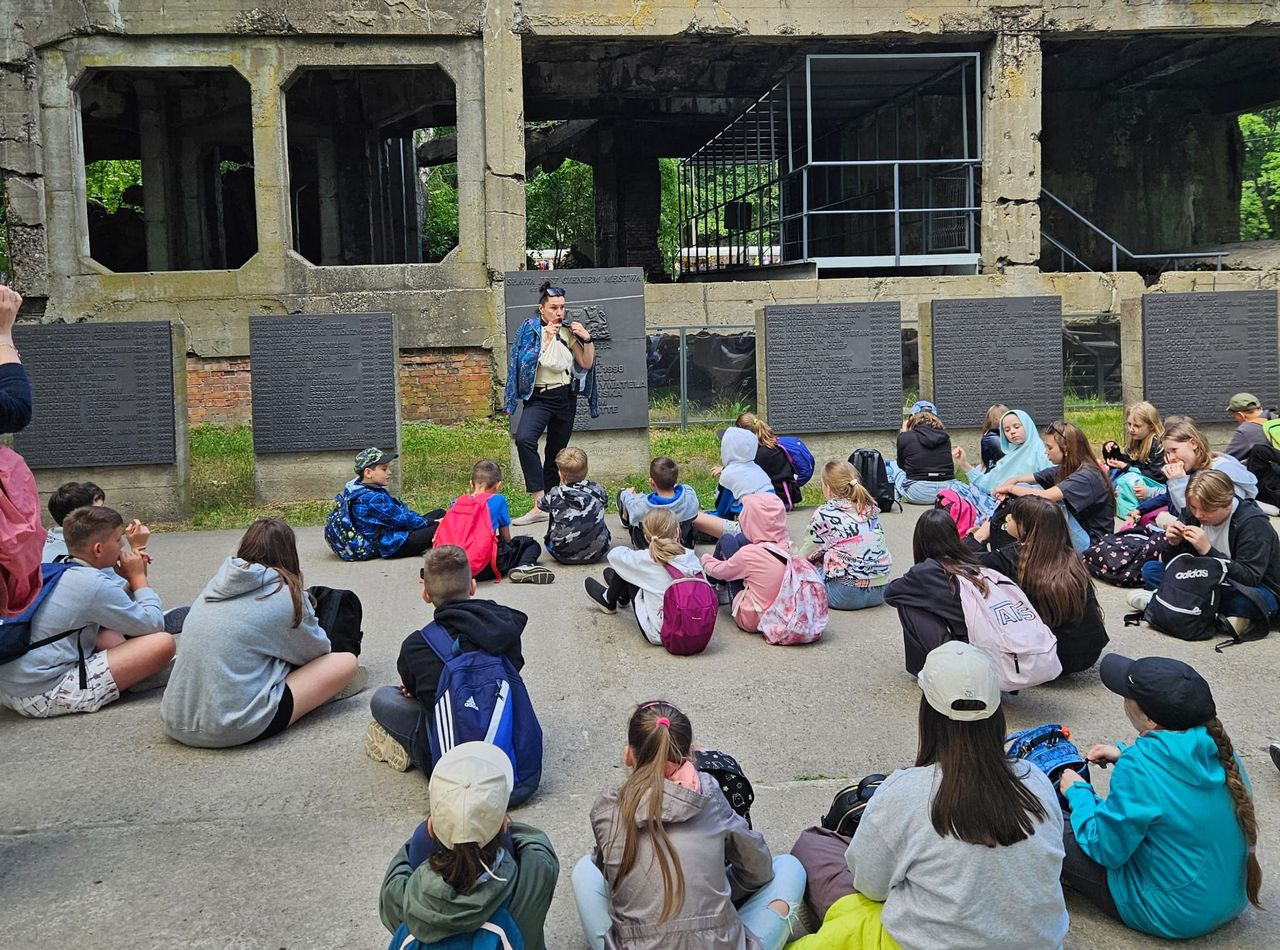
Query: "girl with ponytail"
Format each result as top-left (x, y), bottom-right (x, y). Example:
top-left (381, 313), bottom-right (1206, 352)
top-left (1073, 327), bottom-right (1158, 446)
top-left (573, 701), bottom-right (806, 949)
top-left (582, 509), bottom-right (706, 645)
top-left (799, 460), bottom-right (892, 610)
top-left (1059, 654), bottom-right (1261, 939)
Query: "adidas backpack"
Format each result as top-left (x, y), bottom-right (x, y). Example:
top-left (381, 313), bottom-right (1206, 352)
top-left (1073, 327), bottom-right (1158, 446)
top-left (658, 563), bottom-right (717, 655)
top-left (387, 907), bottom-right (524, 950)
top-left (935, 488), bottom-right (978, 537)
top-left (957, 568), bottom-right (1061, 690)
top-left (778, 436), bottom-right (815, 487)
top-left (756, 544), bottom-right (828, 646)
top-left (421, 622), bottom-right (543, 806)
top-left (434, 493), bottom-right (500, 581)
top-left (1139, 553), bottom-right (1230, 642)
top-left (849, 448), bottom-right (897, 513)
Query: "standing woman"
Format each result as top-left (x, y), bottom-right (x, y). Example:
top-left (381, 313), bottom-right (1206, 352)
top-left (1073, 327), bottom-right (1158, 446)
top-left (504, 281), bottom-right (596, 525)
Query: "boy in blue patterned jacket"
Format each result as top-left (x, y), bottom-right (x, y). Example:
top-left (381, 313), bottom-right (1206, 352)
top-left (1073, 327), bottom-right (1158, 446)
top-left (325, 448), bottom-right (443, 561)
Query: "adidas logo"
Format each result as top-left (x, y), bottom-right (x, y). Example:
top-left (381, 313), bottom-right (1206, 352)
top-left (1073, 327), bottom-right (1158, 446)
top-left (464, 696), bottom-right (480, 711)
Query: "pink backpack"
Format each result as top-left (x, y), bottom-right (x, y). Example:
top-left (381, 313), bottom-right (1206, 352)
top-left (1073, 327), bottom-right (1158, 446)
top-left (936, 488), bottom-right (978, 537)
top-left (756, 544), bottom-right (827, 646)
top-left (658, 563), bottom-right (717, 655)
top-left (957, 568), bottom-right (1061, 690)
top-left (0, 446), bottom-right (43, 616)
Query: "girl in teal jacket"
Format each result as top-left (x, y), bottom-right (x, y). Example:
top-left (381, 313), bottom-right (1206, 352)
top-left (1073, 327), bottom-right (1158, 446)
top-left (1058, 654), bottom-right (1261, 939)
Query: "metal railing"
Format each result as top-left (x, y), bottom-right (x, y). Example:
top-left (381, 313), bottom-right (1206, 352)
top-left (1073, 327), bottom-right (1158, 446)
top-left (647, 325), bottom-right (757, 428)
top-left (1041, 189), bottom-right (1227, 272)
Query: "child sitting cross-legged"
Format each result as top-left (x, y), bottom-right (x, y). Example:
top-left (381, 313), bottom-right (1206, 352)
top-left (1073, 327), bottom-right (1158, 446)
top-left (799, 460), bottom-right (891, 610)
top-left (379, 742), bottom-right (560, 950)
top-left (537, 446), bottom-right (611, 565)
top-left (438, 460), bottom-right (551, 584)
top-left (365, 544), bottom-right (529, 774)
top-left (701, 493), bottom-right (792, 634)
top-left (326, 447), bottom-right (445, 561)
top-left (42, 480), bottom-right (104, 561)
top-left (583, 508), bottom-right (704, 643)
top-left (618, 456), bottom-right (700, 549)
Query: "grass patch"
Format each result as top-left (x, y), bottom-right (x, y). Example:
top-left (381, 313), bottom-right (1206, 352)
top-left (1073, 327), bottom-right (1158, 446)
top-left (793, 773), bottom-right (842, 782)
top-left (1065, 403), bottom-right (1125, 446)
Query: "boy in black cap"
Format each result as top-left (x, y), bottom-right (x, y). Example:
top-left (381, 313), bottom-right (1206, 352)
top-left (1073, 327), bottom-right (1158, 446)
top-left (324, 447), bottom-right (443, 561)
top-left (1056, 653), bottom-right (1260, 940)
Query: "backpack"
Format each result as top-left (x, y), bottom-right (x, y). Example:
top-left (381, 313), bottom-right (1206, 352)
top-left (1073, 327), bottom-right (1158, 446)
top-left (935, 488), bottom-right (978, 537)
top-left (694, 749), bottom-right (755, 827)
top-left (434, 494), bottom-right (501, 581)
top-left (324, 495), bottom-right (375, 562)
top-left (0, 561), bottom-right (84, 668)
top-left (421, 622), bottom-right (543, 806)
top-left (1263, 417), bottom-right (1280, 450)
top-left (658, 563), bottom-right (717, 656)
top-left (307, 585), bottom-right (364, 656)
top-left (1083, 531), bottom-right (1159, 587)
top-left (756, 545), bottom-right (827, 646)
top-left (957, 568), bottom-right (1062, 690)
top-left (1006, 723), bottom-right (1088, 805)
top-left (1132, 553), bottom-right (1232, 642)
top-left (820, 773), bottom-right (886, 837)
top-left (386, 906), bottom-right (524, 950)
top-left (849, 448), bottom-right (898, 513)
top-left (0, 445), bottom-right (43, 615)
top-left (778, 436), bottom-right (815, 487)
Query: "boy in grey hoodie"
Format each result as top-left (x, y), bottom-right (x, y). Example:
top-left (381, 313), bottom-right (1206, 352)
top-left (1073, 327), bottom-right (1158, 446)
top-left (618, 456), bottom-right (700, 549)
top-left (0, 506), bottom-right (174, 718)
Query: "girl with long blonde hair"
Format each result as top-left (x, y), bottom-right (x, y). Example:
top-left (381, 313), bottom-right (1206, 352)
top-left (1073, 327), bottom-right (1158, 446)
top-left (1153, 417), bottom-right (1258, 519)
top-left (573, 701), bottom-right (806, 949)
top-left (1103, 402), bottom-right (1167, 518)
top-left (735, 411), bottom-right (800, 508)
top-left (800, 460), bottom-right (893, 610)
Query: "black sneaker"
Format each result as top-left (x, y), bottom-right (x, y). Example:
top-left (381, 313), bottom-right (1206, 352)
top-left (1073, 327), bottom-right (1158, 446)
top-left (603, 567), bottom-right (618, 586)
top-left (1270, 743), bottom-right (1280, 774)
top-left (508, 564), bottom-right (555, 585)
top-left (584, 577), bottom-right (616, 613)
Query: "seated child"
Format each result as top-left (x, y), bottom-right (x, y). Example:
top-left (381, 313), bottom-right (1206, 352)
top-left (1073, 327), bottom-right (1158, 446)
top-left (735, 412), bottom-right (800, 508)
top-left (537, 447), bottom-right (611, 565)
top-left (618, 456), bottom-right (700, 549)
top-left (325, 447), bottom-right (443, 561)
top-left (583, 509), bottom-right (705, 644)
top-left (798, 460), bottom-right (891, 610)
top-left (1101, 401), bottom-right (1166, 518)
top-left (0, 506), bottom-right (174, 717)
top-left (161, 518), bottom-right (365, 748)
top-left (365, 544), bottom-right (529, 773)
top-left (886, 404), bottom-right (957, 505)
top-left (1127, 416), bottom-right (1258, 525)
top-left (1060, 654), bottom-right (1259, 940)
top-left (701, 493), bottom-right (791, 634)
top-left (692, 426), bottom-right (775, 538)
top-left (572, 701), bottom-right (805, 950)
top-left (979, 403), bottom-right (1009, 471)
top-left (461, 459), bottom-right (552, 584)
top-left (43, 481), bottom-right (104, 561)
top-left (380, 742), bottom-right (560, 950)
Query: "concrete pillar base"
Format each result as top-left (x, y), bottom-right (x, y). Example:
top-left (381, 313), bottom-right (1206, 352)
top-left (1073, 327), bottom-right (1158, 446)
top-left (33, 465), bottom-right (190, 526)
top-left (254, 452), bottom-right (399, 506)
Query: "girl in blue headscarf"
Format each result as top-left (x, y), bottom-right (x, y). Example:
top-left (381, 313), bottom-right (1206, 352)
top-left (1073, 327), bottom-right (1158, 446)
top-left (949, 409), bottom-right (1051, 519)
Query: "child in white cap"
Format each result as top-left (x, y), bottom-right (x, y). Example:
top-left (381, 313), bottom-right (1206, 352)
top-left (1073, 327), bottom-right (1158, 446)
top-left (379, 741), bottom-right (559, 950)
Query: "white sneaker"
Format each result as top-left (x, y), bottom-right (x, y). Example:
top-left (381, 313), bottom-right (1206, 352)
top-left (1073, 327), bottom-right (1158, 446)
top-left (334, 665), bottom-right (369, 701)
top-left (512, 508), bottom-right (549, 526)
top-left (1126, 590), bottom-right (1153, 612)
top-left (1258, 501), bottom-right (1280, 517)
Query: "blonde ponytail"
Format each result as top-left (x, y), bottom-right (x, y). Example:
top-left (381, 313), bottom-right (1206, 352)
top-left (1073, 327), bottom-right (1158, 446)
top-left (643, 509), bottom-right (684, 566)
top-left (822, 460), bottom-right (877, 515)
top-left (735, 411), bottom-right (779, 449)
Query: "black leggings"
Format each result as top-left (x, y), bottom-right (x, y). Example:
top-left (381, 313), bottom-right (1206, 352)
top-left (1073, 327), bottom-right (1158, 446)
top-left (514, 385), bottom-right (576, 493)
top-left (1061, 820), bottom-right (1122, 920)
top-left (387, 511), bottom-right (446, 559)
top-left (603, 568), bottom-right (640, 608)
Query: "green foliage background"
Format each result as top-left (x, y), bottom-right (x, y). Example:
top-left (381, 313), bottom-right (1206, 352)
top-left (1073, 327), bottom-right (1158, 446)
top-left (1239, 108), bottom-right (1280, 240)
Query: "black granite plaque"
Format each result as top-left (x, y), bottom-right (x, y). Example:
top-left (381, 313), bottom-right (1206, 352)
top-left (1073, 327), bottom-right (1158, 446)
top-left (764, 303), bottom-right (902, 432)
top-left (13, 321), bottom-right (176, 469)
top-left (1142, 291), bottom-right (1279, 419)
top-left (503, 269), bottom-right (648, 431)
top-left (249, 313), bottom-right (398, 454)
top-left (930, 296), bottom-right (1063, 423)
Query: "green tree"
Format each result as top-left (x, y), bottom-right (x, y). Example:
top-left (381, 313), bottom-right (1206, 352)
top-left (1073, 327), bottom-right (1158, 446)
top-left (1239, 109), bottom-right (1280, 241)
top-left (525, 160), bottom-right (593, 266)
top-left (84, 159), bottom-right (143, 213)
top-left (658, 158), bottom-right (681, 278)
top-left (422, 163), bottom-right (459, 262)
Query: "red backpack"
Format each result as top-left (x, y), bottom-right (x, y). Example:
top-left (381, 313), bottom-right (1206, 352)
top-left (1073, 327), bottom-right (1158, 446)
top-left (658, 563), bottom-right (718, 655)
top-left (433, 493), bottom-right (500, 581)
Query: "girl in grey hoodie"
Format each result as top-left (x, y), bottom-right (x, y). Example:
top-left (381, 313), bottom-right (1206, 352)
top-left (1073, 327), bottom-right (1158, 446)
top-left (161, 519), bottom-right (362, 748)
top-left (573, 701), bottom-right (806, 950)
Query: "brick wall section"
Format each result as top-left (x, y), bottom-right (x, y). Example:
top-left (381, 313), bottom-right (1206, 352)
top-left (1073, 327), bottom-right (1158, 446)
top-left (186, 356), bottom-right (252, 426)
top-left (185, 349), bottom-right (496, 427)
top-left (400, 348), bottom-right (495, 423)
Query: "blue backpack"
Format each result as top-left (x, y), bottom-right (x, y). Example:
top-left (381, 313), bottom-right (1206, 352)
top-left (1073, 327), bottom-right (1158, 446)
top-left (778, 436), bottom-right (815, 487)
top-left (422, 622), bottom-right (543, 807)
top-left (387, 908), bottom-right (524, 950)
top-left (0, 561), bottom-right (85, 672)
top-left (324, 494), bottom-right (375, 562)
top-left (1006, 723), bottom-right (1089, 805)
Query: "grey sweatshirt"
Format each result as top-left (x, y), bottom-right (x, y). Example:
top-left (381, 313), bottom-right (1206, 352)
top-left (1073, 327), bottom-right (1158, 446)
top-left (160, 558), bottom-right (330, 748)
top-left (0, 562), bottom-right (164, 698)
top-left (848, 761), bottom-right (1069, 950)
top-left (619, 483), bottom-right (701, 526)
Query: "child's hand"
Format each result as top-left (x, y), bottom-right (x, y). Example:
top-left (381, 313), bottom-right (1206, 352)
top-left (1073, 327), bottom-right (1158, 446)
top-left (1106, 458), bottom-right (1128, 470)
top-left (970, 520), bottom-right (991, 543)
top-left (1162, 460), bottom-right (1186, 480)
top-left (1165, 520), bottom-right (1187, 543)
top-left (1133, 483), bottom-right (1147, 499)
top-left (1058, 768), bottom-right (1085, 794)
top-left (1180, 525), bottom-right (1210, 554)
top-left (1085, 743), bottom-right (1121, 767)
top-left (116, 547), bottom-right (149, 586)
top-left (952, 446), bottom-right (967, 463)
top-left (126, 519), bottom-right (151, 550)
top-left (1124, 510), bottom-right (1141, 526)
top-left (711, 465), bottom-right (723, 478)
top-left (398, 684), bottom-right (414, 700)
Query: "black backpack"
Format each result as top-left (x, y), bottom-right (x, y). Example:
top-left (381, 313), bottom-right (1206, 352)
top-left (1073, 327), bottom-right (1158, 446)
top-left (694, 749), bottom-right (755, 827)
top-left (848, 448), bottom-right (898, 513)
top-left (821, 774), bottom-right (886, 837)
top-left (1127, 554), bottom-right (1229, 642)
top-left (307, 586), bottom-right (364, 656)
top-left (1084, 531), bottom-right (1160, 587)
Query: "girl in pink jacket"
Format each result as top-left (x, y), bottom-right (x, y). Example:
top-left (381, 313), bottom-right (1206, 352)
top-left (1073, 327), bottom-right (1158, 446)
top-left (701, 493), bottom-right (791, 632)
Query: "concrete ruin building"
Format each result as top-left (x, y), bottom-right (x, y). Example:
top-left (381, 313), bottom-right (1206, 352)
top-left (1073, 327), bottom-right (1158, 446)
top-left (3, 1), bottom-right (1279, 424)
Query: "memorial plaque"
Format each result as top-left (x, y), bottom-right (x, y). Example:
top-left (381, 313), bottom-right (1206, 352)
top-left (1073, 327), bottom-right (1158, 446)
top-left (763, 303), bottom-right (902, 432)
top-left (13, 321), bottom-right (176, 469)
top-left (249, 313), bottom-right (398, 454)
top-left (1142, 291), bottom-right (1279, 419)
top-left (503, 268), bottom-right (648, 431)
top-left (930, 296), bottom-right (1063, 423)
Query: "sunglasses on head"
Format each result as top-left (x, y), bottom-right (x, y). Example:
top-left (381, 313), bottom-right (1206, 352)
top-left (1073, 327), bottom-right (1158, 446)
top-left (1047, 422), bottom-right (1067, 438)
top-left (540, 286), bottom-right (566, 301)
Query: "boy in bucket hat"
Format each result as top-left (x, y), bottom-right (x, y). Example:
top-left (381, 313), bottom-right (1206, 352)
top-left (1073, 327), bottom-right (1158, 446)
top-left (379, 742), bottom-right (560, 949)
top-left (324, 447), bottom-right (444, 561)
top-left (1057, 654), bottom-right (1261, 939)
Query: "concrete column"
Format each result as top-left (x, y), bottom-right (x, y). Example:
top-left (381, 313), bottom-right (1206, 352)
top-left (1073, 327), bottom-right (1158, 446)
top-left (316, 138), bottom-right (341, 265)
top-left (594, 130), bottom-right (663, 276)
top-left (480, 2), bottom-right (527, 273)
top-left (244, 46), bottom-right (290, 272)
top-left (980, 22), bottom-right (1042, 273)
top-left (136, 84), bottom-right (173, 271)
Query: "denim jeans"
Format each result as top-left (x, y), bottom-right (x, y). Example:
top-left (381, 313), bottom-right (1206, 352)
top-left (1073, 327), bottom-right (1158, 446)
top-left (1141, 561), bottom-right (1280, 620)
top-left (884, 460), bottom-right (952, 505)
top-left (825, 579), bottom-right (887, 611)
top-left (572, 853), bottom-right (806, 950)
top-left (369, 685), bottom-right (430, 772)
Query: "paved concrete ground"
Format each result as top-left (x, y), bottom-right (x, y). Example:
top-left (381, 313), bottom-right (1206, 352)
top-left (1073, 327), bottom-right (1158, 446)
top-left (3, 506), bottom-right (1279, 949)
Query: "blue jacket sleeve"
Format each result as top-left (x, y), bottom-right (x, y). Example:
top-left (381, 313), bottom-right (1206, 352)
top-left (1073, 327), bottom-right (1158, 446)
top-left (365, 492), bottom-right (428, 532)
top-left (1065, 749), bottom-right (1162, 868)
top-left (0, 363), bottom-right (33, 434)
